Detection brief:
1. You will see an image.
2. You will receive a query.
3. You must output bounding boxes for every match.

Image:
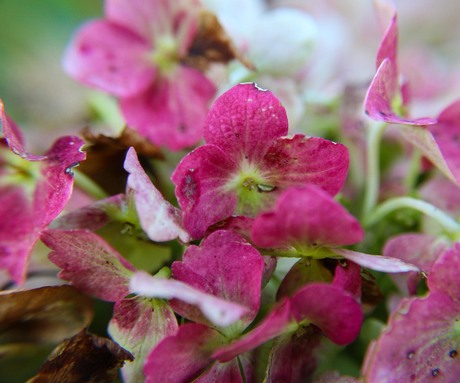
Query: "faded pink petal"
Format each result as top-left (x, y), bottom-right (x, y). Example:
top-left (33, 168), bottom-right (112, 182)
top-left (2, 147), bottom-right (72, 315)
top-left (130, 271), bottom-right (249, 327)
top-left (41, 229), bottom-right (135, 301)
top-left (108, 297), bottom-right (178, 383)
top-left (171, 230), bottom-right (264, 328)
top-left (124, 147), bottom-right (189, 242)
top-left (333, 248), bottom-right (419, 273)
top-left (121, 66), bottom-right (216, 151)
top-left (172, 145), bottom-right (237, 239)
top-left (63, 20), bottom-right (154, 98)
top-left (144, 323), bottom-right (224, 383)
top-left (363, 246), bottom-right (460, 382)
top-left (204, 83), bottom-right (288, 163)
top-left (266, 327), bottom-right (322, 383)
top-left (252, 186), bottom-right (363, 249)
top-left (313, 371), bottom-right (361, 383)
top-left (376, 15), bottom-right (398, 73)
top-left (364, 59), bottom-right (436, 126)
top-left (195, 358), bottom-right (247, 383)
top-left (50, 194), bottom-right (127, 231)
top-left (427, 99), bottom-right (460, 184)
top-left (384, 233), bottom-right (449, 294)
top-left (420, 175), bottom-right (460, 214)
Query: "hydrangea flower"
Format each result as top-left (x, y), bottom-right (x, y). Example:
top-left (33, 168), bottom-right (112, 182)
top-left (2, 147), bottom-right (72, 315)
top-left (41, 228), bottom-right (249, 382)
top-left (172, 83), bottom-right (350, 238)
top-left (64, 0), bottom-right (216, 150)
top-left (135, 230), bottom-right (362, 382)
top-left (0, 100), bottom-right (85, 284)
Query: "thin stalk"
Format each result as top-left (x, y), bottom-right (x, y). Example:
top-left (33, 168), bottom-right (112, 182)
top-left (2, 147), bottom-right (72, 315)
top-left (364, 196), bottom-right (460, 235)
top-left (362, 121), bottom-right (387, 219)
top-left (404, 148), bottom-right (422, 193)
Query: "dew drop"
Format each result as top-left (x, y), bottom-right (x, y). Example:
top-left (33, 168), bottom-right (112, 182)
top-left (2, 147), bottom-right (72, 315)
top-left (339, 259), bottom-right (348, 268)
top-left (257, 184), bottom-right (276, 193)
top-left (449, 350), bottom-right (458, 358)
top-left (407, 351), bottom-right (415, 359)
top-left (431, 368), bottom-right (440, 377)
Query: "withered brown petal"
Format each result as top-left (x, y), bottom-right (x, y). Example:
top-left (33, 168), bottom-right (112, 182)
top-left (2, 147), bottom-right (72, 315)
top-left (185, 10), bottom-right (253, 71)
top-left (0, 285), bottom-right (93, 344)
top-left (78, 126), bottom-right (163, 195)
top-left (27, 329), bottom-right (133, 383)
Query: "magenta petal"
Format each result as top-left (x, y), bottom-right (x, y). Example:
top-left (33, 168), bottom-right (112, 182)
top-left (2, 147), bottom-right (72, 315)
top-left (204, 83), bottom-right (288, 163)
top-left (364, 59), bottom-right (436, 126)
top-left (252, 186), bottom-right (363, 248)
top-left (35, 136), bottom-right (86, 227)
top-left (64, 20), bottom-right (154, 98)
top-left (41, 229), bottom-right (135, 301)
top-left (124, 147), bottom-right (189, 242)
top-left (171, 230), bottom-right (264, 328)
top-left (428, 100), bottom-right (460, 184)
top-left (144, 323), bottom-right (224, 383)
top-left (266, 327), bottom-right (322, 383)
top-left (363, 294), bottom-right (460, 382)
top-left (50, 194), bottom-right (127, 231)
top-left (291, 283), bottom-right (363, 345)
top-left (263, 135), bottom-right (350, 196)
top-left (108, 297), bottom-right (178, 383)
top-left (213, 300), bottom-right (293, 362)
top-left (0, 187), bottom-right (35, 283)
top-left (333, 248), bottom-right (420, 273)
top-left (172, 145), bottom-right (237, 239)
top-left (332, 261), bottom-right (362, 300)
top-left (194, 358), bottom-right (247, 383)
top-left (428, 244), bottom-right (460, 297)
top-left (376, 15), bottom-right (398, 72)
top-left (130, 271), bottom-right (249, 327)
top-left (121, 67), bottom-right (216, 151)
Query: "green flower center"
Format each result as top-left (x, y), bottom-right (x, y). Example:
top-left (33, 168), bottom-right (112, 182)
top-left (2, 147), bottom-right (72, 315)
top-left (147, 35), bottom-right (179, 74)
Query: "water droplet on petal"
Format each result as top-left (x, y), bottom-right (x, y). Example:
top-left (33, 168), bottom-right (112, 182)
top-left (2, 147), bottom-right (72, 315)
top-left (449, 350), bottom-right (458, 358)
top-left (339, 259), bottom-right (348, 268)
top-left (65, 162), bottom-right (79, 176)
top-left (407, 351), bottom-right (415, 359)
top-left (257, 184), bottom-right (276, 193)
top-left (431, 368), bottom-right (440, 377)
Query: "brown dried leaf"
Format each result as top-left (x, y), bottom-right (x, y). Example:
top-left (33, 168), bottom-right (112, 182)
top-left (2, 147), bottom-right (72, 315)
top-left (79, 126), bottom-right (163, 195)
top-left (185, 10), bottom-right (253, 71)
top-left (0, 285), bottom-right (93, 344)
top-left (27, 329), bottom-right (133, 383)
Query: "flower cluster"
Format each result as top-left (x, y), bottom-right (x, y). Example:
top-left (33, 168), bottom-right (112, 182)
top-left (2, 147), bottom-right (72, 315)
top-left (2, 0), bottom-right (460, 382)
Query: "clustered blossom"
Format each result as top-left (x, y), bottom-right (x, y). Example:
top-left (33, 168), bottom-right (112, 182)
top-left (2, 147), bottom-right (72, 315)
top-left (2, 0), bottom-right (460, 382)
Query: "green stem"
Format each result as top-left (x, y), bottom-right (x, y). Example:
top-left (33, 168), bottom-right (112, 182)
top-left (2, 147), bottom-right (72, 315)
top-left (365, 196), bottom-right (460, 235)
top-left (404, 148), bottom-right (422, 193)
top-left (362, 121), bottom-right (388, 219)
top-left (73, 169), bottom-right (109, 200)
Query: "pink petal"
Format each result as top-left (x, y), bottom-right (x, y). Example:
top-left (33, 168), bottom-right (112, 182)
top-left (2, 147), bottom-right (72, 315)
top-left (420, 175), bottom-right (460, 214)
top-left (363, 294), bottom-right (460, 382)
top-left (35, 136), bottom-right (86, 227)
top-left (400, 123), bottom-right (460, 185)
top-left (121, 66), bottom-right (216, 151)
top-left (333, 248), bottom-right (420, 273)
top-left (428, 243), bottom-right (460, 297)
top-left (144, 323), bottom-right (223, 383)
top-left (108, 297), bottom-right (178, 383)
top-left (291, 283), bottom-right (363, 345)
top-left (252, 186), bottom-right (363, 248)
top-left (130, 271), bottom-right (249, 327)
top-left (124, 147), bottom-right (189, 242)
top-left (203, 83), bottom-right (288, 164)
top-left (50, 194), bottom-right (127, 231)
top-left (171, 230), bottom-right (264, 328)
top-left (376, 15), bottom-right (398, 72)
top-left (266, 327), bottom-right (322, 383)
top-left (41, 229), bottom-right (136, 301)
top-left (313, 371), bottom-right (361, 383)
top-left (332, 260), bottom-right (362, 300)
top-left (172, 145), bottom-right (237, 239)
top-left (194, 358), bottom-right (248, 383)
top-left (0, 187), bottom-right (36, 284)
top-left (364, 59), bottom-right (436, 125)
top-left (63, 20), bottom-right (154, 98)
top-left (427, 99), bottom-right (460, 184)
top-left (263, 135), bottom-right (350, 196)
top-left (213, 300), bottom-right (293, 362)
